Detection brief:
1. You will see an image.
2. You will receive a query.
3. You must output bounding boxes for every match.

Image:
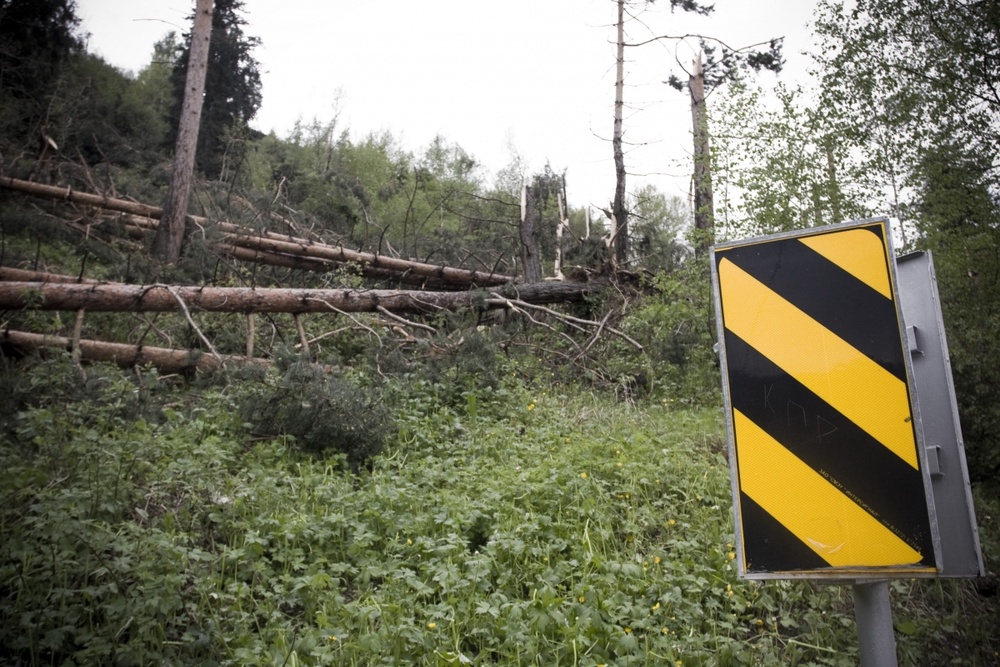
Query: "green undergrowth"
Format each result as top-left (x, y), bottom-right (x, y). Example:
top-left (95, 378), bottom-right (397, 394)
top-left (0, 359), bottom-right (997, 666)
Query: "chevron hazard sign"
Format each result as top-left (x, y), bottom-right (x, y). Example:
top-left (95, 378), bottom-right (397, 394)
top-left (711, 219), bottom-right (939, 579)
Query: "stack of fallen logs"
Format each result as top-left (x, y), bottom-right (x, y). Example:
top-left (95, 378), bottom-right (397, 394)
top-left (1, 178), bottom-right (631, 374)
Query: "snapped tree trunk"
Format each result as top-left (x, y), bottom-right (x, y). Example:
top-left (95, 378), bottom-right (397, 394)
top-left (690, 51), bottom-right (714, 255)
top-left (555, 192), bottom-right (569, 280)
top-left (152, 0), bottom-right (214, 265)
top-left (519, 184), bottom-right (543, 283)
top-left (611, 0), bottom-right (629, 268)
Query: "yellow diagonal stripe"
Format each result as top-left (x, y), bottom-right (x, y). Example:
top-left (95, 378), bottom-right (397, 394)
top-left (734, 409), bottom-right (923, 567)
top-left (799, 228), bottom-right (892, 299)
top-left (719, 258), bottom-right (918, 469)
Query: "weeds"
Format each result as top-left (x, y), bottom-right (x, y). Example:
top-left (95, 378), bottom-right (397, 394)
top-left (0, 364), bottom-right (997, 665)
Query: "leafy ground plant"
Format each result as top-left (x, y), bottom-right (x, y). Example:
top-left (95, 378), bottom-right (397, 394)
top-left (0, 363), bottom-right (997, 666)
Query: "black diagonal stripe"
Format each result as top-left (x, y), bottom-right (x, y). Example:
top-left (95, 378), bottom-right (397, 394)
top-left (725, 331), bottom-right (935, 566)
top-left (739, 491), bottom-right (831, 573)
top-left (715, 228), bottom-right (907, 383)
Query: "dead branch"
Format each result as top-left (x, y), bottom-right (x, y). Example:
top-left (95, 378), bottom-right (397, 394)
top-left (376, 306), bottom-right (437, 334)
top-left (486, 295), bottom-right (643, 351)
top-left (303, 297), bottom-right (384, 344)
top-left (496, 297), bottom-right (581, 351)
top-left (160, 284), bottom-right (223, 364)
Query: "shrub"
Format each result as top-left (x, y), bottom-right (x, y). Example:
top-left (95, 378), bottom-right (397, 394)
top-left (238, 358), bottom-right (391, 469)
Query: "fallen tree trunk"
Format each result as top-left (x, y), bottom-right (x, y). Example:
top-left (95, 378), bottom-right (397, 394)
top-left (0, 267), bottom-right (99, 283)
top-left (1, 177), bottom-right (515, 287)
top-left (1, 177), bottom-right (161, 217)
top-left (1, 329), bottom-right (270, 373)
top-left (0, 279), bottom-right (605, 314)
top-left (115, 218), bottom-right (465, 287)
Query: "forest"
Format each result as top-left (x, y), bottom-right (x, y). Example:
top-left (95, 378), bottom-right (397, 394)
top-left (0, 0), bottom-right (997, 664)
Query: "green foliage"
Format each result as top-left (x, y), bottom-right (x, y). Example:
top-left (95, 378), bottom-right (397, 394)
top-left (373, 312), bottom-right (514, 410)
top-left (60, 53), bottom-right (171, 167)
top-left (814, 0), bottom-right (1000, 174)
top-left (666, 37), bottom-right (783, 96)
top-left (0, 0), bottom-right (82, 123)
top-left (2, 361), bottom-right (997, 666)
top-left (913, 141), bottom-right (1000, 481)
top-left (614, 259), bottom-right (719, 404)
top-left (711, 80), bottom-right (868, 239)
top-left (629, 184), bottom-right (690, 272)
top-left (237, 356), bottom-right (392, 469)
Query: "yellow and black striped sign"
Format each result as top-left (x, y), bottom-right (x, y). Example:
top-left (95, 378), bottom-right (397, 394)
top-left (711, 220), bottom-right (938, 578)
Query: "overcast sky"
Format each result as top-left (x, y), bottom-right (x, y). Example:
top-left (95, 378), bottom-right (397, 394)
top-left (75, 0), bottom-right (819, 209)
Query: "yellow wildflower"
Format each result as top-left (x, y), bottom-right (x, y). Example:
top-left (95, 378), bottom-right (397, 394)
top-left (653, 556), bottom-right (661, 564)
top-left (580, 472), bottom-right (588, 479)
top-left (579, 595), bottom-right (586, 603)
top-left (652, 602), bottom-right (660, 611)
top-left (527, 403), bottom-right (535, 411)
top-left (667, 519), bottom-right (676, 526)
top-left (427, 622), bottom-right (436, 630)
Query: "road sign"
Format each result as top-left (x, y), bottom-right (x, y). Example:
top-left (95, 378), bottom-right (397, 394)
top-left (711, 219), bottom-right (939, 579)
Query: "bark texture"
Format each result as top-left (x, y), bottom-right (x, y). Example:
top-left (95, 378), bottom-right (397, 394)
top-left (0, 279), bottom-right (606, 315)
top-left (152, 0), bottom-right (214, 264)
top-left (519, 184), bottom-right (543, 283)
top-left (611, 0), bottom-right (629, 268)
top-left (690, 51), bottom-right (714, 255)
top-left (1, 329), bottom-right (269, 373)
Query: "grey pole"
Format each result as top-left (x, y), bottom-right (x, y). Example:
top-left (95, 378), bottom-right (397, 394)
top-left (852, 580), bottom-right (898, 667)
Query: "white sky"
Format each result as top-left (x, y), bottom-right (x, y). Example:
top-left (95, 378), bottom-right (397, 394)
top-left (75, 0), bottom-right (819, 210)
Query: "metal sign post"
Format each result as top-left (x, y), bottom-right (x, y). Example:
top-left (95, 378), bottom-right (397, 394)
top-left (852, 580), bottom-right (897, 667)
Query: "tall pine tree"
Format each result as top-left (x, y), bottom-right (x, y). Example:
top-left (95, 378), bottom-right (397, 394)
top-left (167, 0), bottom-right (261, 178)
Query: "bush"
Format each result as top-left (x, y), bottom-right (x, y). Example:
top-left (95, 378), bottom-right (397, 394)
top-left (611, 261), bottom-right (720, 404)
top-left (238, 358), bottom-right (391, 469)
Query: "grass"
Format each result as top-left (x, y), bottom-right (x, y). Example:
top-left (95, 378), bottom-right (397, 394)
top-left (0, 361), bottom-right (998, 666)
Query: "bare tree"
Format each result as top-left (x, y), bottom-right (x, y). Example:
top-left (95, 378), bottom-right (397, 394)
top-left (665, 36), bottom-right (783, 254)
top-left (519, 184), bottom-right (543, 282)
top-left (610, 0), bottom-right (628, 269)
top-left (689, 50), bottom-right (712, 251)
top-left (609, 0), bottom-right (715, 267)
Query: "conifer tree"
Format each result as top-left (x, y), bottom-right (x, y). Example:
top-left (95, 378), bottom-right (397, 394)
top-left (167, 0), bottom-right (261, 178)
